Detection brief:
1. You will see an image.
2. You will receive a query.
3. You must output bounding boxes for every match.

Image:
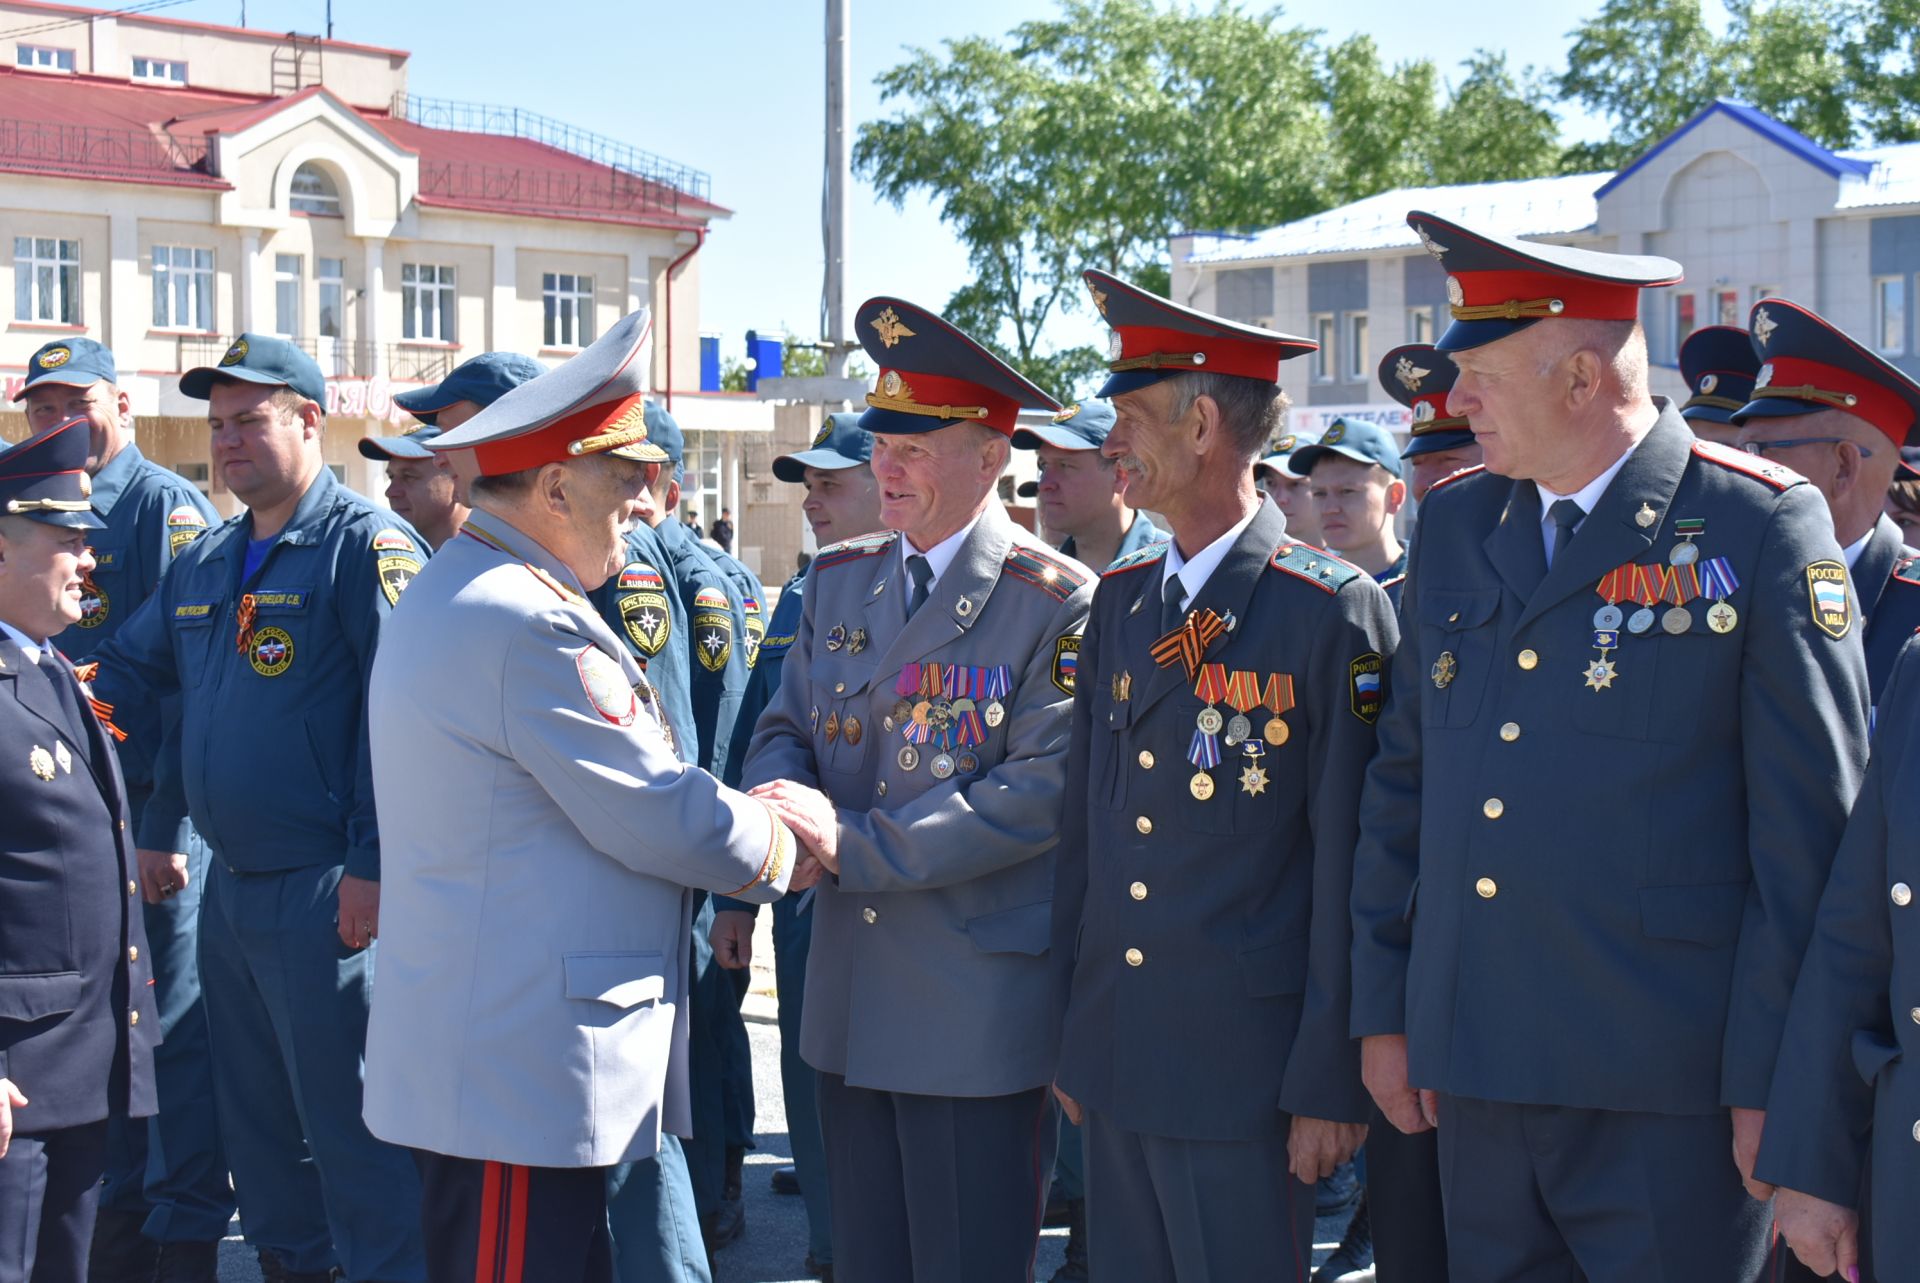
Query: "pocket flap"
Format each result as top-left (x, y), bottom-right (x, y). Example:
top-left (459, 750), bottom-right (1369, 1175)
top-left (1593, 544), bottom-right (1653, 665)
top-left (563, 952), bottom-right (666, 1009)
top-left (1852, 1029), bottom-right (1901, 1084)
top-left (0, 971), bottom-right (83, 1023)
top-left (1239, 937), bottom-right (1309, 998)
top-left (1638, 883), bottom-right (1748, 946)
top-left (965, 901), bottom-right (1052, 956)
top-left (813, 653), bottom-right (879, 698)
top-left (1421, 589), bottom-right (1499, 631)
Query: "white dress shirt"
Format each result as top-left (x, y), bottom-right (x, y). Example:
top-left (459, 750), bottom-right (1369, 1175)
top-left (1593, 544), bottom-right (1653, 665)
top-left (1160, 506), bottom-right (1261, 613)
top-left (902, 505), bottom-right (991, 597)
top-left (1536, 443), bottom-right (1637, 567)
top-left (0, 617), bottom-right (46, 664)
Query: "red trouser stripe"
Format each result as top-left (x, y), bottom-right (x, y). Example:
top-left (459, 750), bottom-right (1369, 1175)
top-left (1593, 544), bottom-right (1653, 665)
top-left (474, 1162), bottom-right (502, 1283)
top-left (502, 1164), bottom-right (529, 1283)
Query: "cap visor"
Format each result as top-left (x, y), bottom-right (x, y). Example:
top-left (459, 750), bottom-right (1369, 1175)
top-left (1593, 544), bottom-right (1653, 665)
top-left (12, 373), bottom-right (100, 402)
top-left (1679, 403), bottom-right (1737, 426)
top-left (1729, 396), bottom-right (1823, 426)
top-left (1400, 431), bottom-right (1477, 459)
top-left (393, 387), bottom-right (457, 415)
top-left (27, 507), bottom-right (106, 530)
top-left (772, 448), bottom-right (865, 482)
top-left (1010, 423), bottom-right (1097, 451)
top-left (857, 405), bottom-right (987, 436)
top-left (1435, 316), bottom-right (1543, 354)
top-left (179, 364), bottom-right (287, 400)
top-left (1095, 368), bottom-right (1179, 400)
top-left (357, 437), bottom-right (438, 461)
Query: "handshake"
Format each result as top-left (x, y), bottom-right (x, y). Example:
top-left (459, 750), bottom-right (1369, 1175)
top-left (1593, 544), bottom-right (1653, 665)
top-left (750, 779), bottom-right (839, 893)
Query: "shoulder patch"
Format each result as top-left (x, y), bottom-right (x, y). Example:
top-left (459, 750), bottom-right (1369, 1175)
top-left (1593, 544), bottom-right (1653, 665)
top-left (814, 531), bottom-right (900, 571)
top-left (1349, 652), bottom-right (1385, 723)
top-left (1807, 559), bottom-right (1853, 639)
top-left (372, 528), bottom-right (415, 553)
top-left (694, 584), bottom-right (732, 612)
top-left (525, 563), bottom-right (584, 605)
top-left (1102, 541), bottom-right (1168, 577)
top-left (577, 647), bottom-right (637, 727)
top-left (1052, 635), bottom-right (1080, 695)
top-left (1692, 440), bottom-right (1799, 491)
top-left (616, 560), bottom-right (672, 657)
top-left (1003, 544), bottom-right (1089, 602)
top-left (1269, 543), bottom-right (1365, 594)
top-left (166, 502), bottom-right (210, 554)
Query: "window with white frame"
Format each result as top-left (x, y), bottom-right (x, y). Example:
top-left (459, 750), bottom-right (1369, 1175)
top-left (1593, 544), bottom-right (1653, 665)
top-left (1312, 313), bottom-right (1335, 382)
top-left (1407, 305), bottom-right (1434, 345)
top-left (1346, 312), bottom-right (1370, 382)
top-left (318, 258), bottom-right (344, 339)
top-left (274, 255), bottom-right (302, 338)
top-left (131, 56), bottom-right (186, 83)
top-left (151, 246), bottom-right (213, 331)
top-left (1715, 288), bottom-right (1740, 327)
top-left (543, 273), bottom-right (595, 348)
top-left (14, 237), bottom-right (80, 324)
top-left (17, 45), bottom-right (74, 72)
top-left (290, 164), bottom-right (341, 217)
top-left (401, 264), bottom-right (456, 342)
top-left (1876, 276), bottom-right (1906, 355)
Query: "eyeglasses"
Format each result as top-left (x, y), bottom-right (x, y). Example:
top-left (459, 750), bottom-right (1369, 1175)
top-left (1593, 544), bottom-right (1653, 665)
top-left (1741, 438), bottom-right (1873, 458)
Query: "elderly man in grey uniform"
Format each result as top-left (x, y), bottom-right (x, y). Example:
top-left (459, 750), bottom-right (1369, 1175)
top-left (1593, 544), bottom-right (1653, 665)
top-left (742, 296), bottom-right (1093, 1283)
top-left (362, 310), bottom-right (803, 1283)
top-left (1349, 212), bottom-right (1870, 1282)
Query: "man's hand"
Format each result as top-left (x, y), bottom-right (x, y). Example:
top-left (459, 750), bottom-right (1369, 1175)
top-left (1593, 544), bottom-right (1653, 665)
top-left (337, 874), bottom-right (380, 950)
top-left (1774, 1188), bottom-right (1860, 1280)
top-left (0, 1079), bottom-right (25, 1159)
top-left (1731, 1106), bottom-right (1774, 1200)
top-left (137, 848), bottom-right (188, 904)
top-left (1053, 1082), bottom-right (1083, 1126)
top-left (1288, 1116), bottom-right (1368, 1184)
top-left (711, 910), bottom-right (755, 971)
top-left (1362, 1034), bottom-right (1435, 1135)
top-left (751, 780), bottom-right (841, 873)
top-left (791, 855), bottom-right (828, 893)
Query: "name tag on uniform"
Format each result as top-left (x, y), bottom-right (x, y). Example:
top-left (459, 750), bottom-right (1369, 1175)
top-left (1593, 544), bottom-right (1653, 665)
top-left (173, 602), bottom-right (215, 621)
top-left (248, 588), bottom-right (311, 612)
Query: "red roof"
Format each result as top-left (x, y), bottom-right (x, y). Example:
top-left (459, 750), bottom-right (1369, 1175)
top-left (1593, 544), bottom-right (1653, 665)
top-left (0, 0), bottom-right (409, 59)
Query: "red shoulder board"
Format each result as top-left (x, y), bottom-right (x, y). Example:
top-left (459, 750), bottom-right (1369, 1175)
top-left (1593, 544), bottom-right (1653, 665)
top-left (1896, 554), bottom-right (1920, 586)
top-left (1003, 544), bottom-right (1089, 601)
top-left (1268, 542), bottom-right (1364, 594)
top-left (1424, 463), bottom-right (1486, 495)
top-left (814, 531), bottom-right (898, 572)
top-left (524, 563), bottom-right (583, 604)
top-left (1691, 440), bottom-right (1796, 491)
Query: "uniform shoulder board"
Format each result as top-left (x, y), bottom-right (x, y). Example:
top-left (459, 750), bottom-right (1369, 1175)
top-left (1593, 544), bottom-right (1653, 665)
top-left (1897, 553), bottom-right (1920, 586)
top-left (1380, 572), bottom-right (1407, 593)
top-left (1102, 541), bottom-right (1167, 577)
top-left (813, 530), bottom-right (899, 572)
top-left (1691, 440), bottom-right (1798, 491)
top-left (1268, 542), bottom-right (1365, 594)
top-left (524, 562), bottom-right (584, 605)
top-left (1424, 463), bottom-right (1486, 496)
top-left (1003, 543), bottom-right (1089, 601)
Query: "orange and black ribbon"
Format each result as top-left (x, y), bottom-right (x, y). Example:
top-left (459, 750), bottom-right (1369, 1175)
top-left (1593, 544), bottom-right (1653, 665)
top-left (234, 593), bottom-right (257, 655)
top-left (1151, 608), bottom-right (1228, 679)
top-left (68, 661), bottom-right (128, 742)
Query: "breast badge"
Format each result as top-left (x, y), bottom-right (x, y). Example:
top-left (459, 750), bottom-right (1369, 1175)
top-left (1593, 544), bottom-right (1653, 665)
top-left (249, 627), bottom-right (294, 677)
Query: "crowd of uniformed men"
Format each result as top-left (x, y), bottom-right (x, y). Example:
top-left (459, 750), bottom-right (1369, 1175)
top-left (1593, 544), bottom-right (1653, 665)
top-left (7, 202), bottom-right (1920, 1283)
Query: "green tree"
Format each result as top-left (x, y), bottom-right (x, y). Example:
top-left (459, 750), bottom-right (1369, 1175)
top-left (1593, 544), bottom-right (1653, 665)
top-left (1431, 52), bottom-right (1565, 185)
top-left (1557, 0), bottom-right (1729, 171)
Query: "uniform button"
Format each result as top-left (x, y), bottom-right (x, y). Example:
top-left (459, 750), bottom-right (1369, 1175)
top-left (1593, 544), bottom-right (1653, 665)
top-left (1137, 750), bottom-right (1155, 769)
top-left (1483, 798), bottom-right (1505, 819)
top-left (876, 780), bottom-right (888, 797)
top-left (128, 880), bottom-right (138, 897)
top-left (118, 819), bottom-right (125, 831)
top-left (1912, 1118), bottom-right (1920, 1143)
top-left (128, 946), bottom-right (138, 963)
top-left (1449, 611), bottom-right (1461, 623)
top-left (1129, 881), bottom-right (1148, 900)
top-left (1910, 1006), bottom-right (1920, 1025)
top-left (1124, 947), bottom-right (1144, 967)
top-left (1136, 816), bottom-right (1153, 835)
top-left (1896, 883), bottom-right (1913, 907)
top-left (1476, 877), bottom-right (1498, 899)
top-left (834, 682), bottom-right (846, 694)
top-left (1499, 722), bottom-right (1520, 742)
top-left (861, 907), bottom-right (878, 925)
top-left (1517, 649), bottom-right (1538, 670)
top-left (883, 716), bottom-right (896, 733)
top-left (129, 1010), bottom-right (139, 1026)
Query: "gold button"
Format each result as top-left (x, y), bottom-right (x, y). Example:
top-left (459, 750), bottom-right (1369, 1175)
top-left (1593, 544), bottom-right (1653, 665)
top-left (876, 781), bottom-right (888, 797)
top-left (128, 946), bottom-right (139, 963)
top-left (1137, 750), bottom-right (1155, 769)
top-left (1476, 877), bottom-right (1497, 899)
top-left (128, 880), bottom-right (138, 897)
top-left (1483, 798), bottom-right (1505, 819)
top-left (130, 1010), bottom-right (139, 1026)
top-left (1136, 816), bottom-right (1153, 835)
top-left (1500, 722), bottom-right (1520, 742)
top-left (1896, 883), bottom-right (1913, 908)
top-left (1124, 947), bottom-right (1144, 967)
top-left (1130, 881), bottom-right (1148, 901)
top-left (834, 682), bottom-right (846, 694)
top-left (861, 907), bottom-right (878, 924)
top-left (1449, 611), bottom-right (1461, 623)
top-left (1517, 649), bottom-right (1538, 670)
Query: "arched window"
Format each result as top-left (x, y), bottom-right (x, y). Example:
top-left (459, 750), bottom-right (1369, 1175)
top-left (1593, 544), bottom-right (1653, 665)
top-left (290, 163), bottom-right (341, 216)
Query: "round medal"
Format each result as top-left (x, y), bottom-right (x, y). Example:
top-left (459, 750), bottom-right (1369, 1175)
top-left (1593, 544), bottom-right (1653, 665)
top-left (1265, 717), bottom-right (1290, 746)
top-left (956, 751), bottom-right (980, 774)
top-left (1225, 714), bottom-right (1252, 745)
top-left (984, 700), bottom-right (1006, 728)
top-left (1662, 605), bottom-right (1693, 634)
top-left (897, 745), bottom-right (920, 771)
top-left (1196, 707), bottom-right (1224, 735)
top-left (1669, 542), bottom-right (1700, 567)
top-left (1593, 605), bottom-right (1623, 631)
top-left (930, 753), bottom-right (956, 779)
top-left (1627, 607), bottom-right (1656, 635)
top-left (1190, 772), bottom-right (1215, 801)
top-left (1707, 601), bottom-right (1739, 634)
top-left (892, 698), bottom-right (912, 722)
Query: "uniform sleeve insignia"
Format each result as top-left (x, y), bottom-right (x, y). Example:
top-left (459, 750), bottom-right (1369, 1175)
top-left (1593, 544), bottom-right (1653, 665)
top-left (617, 561), bottom-right (672, 657)
top-left (742, 594), bottom-right (764, 669)
top-left (372, 528), bottom-right (414, 552)
top-left (378, 554), bottom-right (422, 607)
top-left (1349, 652), bottom-right (1384, 723)
top-left (1052, 635), bottom-right (1080, 695)
top-left (577, 647), bottom-right (637, 727)
top-left (167, 503), bottom-right (209, 555)
top-left (694, 585), bottom-right (732, 612)
top-left (1806, 560), bottom-right (1852, 639)
top-left (694, 608), bottom-right (734, 672)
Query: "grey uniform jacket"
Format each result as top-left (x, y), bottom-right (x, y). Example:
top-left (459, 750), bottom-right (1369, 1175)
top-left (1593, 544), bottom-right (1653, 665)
top-left (743, 504), bottom-right (1093, 1098)
top-left (362, 512), bottom-right (791, 1169)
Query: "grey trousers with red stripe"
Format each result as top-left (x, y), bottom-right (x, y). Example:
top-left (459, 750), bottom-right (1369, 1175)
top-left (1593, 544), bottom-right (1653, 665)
top-left (413, 1150), bottom-right (613, 1283)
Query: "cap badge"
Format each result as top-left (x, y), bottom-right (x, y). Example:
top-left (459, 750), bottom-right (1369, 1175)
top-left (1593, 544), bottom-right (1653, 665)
top-left (1417, 227), bottom-right (1450, 258)
top-left (870, 306), bottom-right (916, 349)
top-left (1107, 331), bottom-right (1124, 361)
top-left (1323, 422), bottom-right (1346, 445)
top-left (1088, 282), bottom-right (1110, 317)
top-left (37, 346), bottom-right (70, 370)
top-left (1413, 401), bottom-right (1436, 424)
top-left (221, 339), bottom-right (249, 366)
top-left (1446, 276), bottom-right (1465, 308)
top-left (1394, 357), bottom-right (1430, 392)
top-left (1753, 307), bottom-right (1777, 348)
top-left (1699, 374), bottom-right (1718, 394)
top-left (1756, 363), bottom-right (1775, 391)
top-left (881, 370), bottom-right (904, 398)
top-left (1051, 403), bottom-right (1081, 424)
top-left (1271, 435), bottom-right (1296, 453)
top-left (812, 420), bottom-right (834, 448)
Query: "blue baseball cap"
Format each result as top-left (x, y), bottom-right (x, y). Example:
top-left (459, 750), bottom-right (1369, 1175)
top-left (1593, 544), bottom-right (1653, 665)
top-left (357, 424), bottom-right (447, 462)
top-left (641, 400), bottom-right (686, 479)
top-left (1010, 400), bottom-right (1116, 452)
top-left (1255, 430), bottom-right (1320, 483)
top-left (773, 412), bottom-right (874, 482)
top-left (393, 351), bottom-right (547, 426)
top-left (0, 417), bottom-right (105, 529)
top-left (14, 338), bottom-right (117, 400)
top-left (1289, 418), bottom-right (1405, 479)
top-left (179, 334), bottom-right (327, 405)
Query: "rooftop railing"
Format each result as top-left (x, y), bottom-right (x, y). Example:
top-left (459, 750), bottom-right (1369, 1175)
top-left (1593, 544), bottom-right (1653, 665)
top-left (0, 119), bottom-right (215, 183)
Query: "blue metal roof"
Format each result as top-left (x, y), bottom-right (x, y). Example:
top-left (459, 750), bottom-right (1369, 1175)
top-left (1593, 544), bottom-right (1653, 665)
top-left (1594, 99), bottom-right (1874, 200)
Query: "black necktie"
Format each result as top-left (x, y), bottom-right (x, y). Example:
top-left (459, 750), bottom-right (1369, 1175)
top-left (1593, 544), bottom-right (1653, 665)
top-left (905, 554), bottom-right (934, 617)
top-left (1547, 499), bottom-right (1585, 569)
top-left (1161, 575), bottom-right (1186, 633)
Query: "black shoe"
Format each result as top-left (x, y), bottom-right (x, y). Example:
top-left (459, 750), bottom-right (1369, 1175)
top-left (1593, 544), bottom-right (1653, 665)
top-left (255, 1249), bottom-right (339, 1283)
top-left (1042, 1183), bottom-right (1075, 1228)
top-left (805, 1255), bottom-right (835, 1282)
top-left (771, 1163), bottom-right (802, 1196)
top-left (1311, 1192), bottom-right (1375, 1283)
top-left (151, 1240), bottom-right (221, 1283)
top-left (1314, 1160), bottom-right (1362, 1216)
top-left (85, 1208), bottom-right (155, 1283)
top-left (702, 1198), bottom-right (746, 1256)
top-left (1050, 1198), bottom-right (1089, 1283)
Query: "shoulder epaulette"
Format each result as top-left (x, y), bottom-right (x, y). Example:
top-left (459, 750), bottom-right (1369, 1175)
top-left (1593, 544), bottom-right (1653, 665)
top-left (1380, 572), bottom-right (1407, 593)
top-left (813, 531), bottom-right (898, 571)
top-left (1268, 542), bottom-right (1364, 594)
top-left (1897, 553), bottom-right (1920, 586)
top-left (1003, 543), bottom-right (1090, 601)
top-left (1691, 440), bottom-right (1798, 491)
top-left (524, 563), bottom-right (584, 605)
top-left (1102, 541), bottom-right (1168, 577)
top-left (1425, 463), bottom-right (1486, 496)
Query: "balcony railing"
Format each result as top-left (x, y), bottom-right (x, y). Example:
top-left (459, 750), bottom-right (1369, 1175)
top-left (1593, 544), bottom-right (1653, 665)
top-left (0, 118), bottom-right (216, 184)
top-left (417, 159), bottom-right (686, 221)
top-left (177, 336), bottom-right (461, 385)
top-left (390, 92), bottom-right (710, 206)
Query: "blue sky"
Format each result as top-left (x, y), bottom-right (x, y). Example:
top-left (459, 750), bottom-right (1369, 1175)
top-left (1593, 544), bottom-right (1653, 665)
top-left (174, 0), bottom-right (1689, 374)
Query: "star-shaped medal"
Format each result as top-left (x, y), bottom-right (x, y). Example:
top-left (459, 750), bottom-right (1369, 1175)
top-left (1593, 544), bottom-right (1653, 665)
top-left (1239, 762), bottom-right (1269, 797)
top-left (1584, 657), bottom-right (1617, 691)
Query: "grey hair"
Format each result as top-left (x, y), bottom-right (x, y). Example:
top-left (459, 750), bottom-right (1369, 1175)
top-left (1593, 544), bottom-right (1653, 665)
top-left (1165, 372), bottom-right (1290, 459)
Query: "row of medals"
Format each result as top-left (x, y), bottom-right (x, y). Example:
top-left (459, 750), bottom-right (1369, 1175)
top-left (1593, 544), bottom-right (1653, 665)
top-left (1595, 536), bottom-right (1738, 638)
top-left (1191, 703), bottom-right (1285, 801)
top-left (889, 694), bottom-right (1005, 780)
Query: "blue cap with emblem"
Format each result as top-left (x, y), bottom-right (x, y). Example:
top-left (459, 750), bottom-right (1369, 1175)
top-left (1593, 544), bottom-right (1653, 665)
top-left (1084, 269), bottom-right (1315, 400)
top-left (638, 401), bottom-right (686, 481)
top-left (1407, 210), bottom-right (1683, 353)
top-left (13, 337), bottom-right (117, 400)
top-left (773, 412), bottom-right (874, 482)
top-left (1289, 418), bottom-right (1405, 479)
top-left (854, 296), bottom-right (1060, 436)
top-left (1378, 343), bottom-right (1474, 459)
top-left (1677, 326), bottom-right (1760, 427)
top-left (1255, 429), bottom-right (1320, 484)
top-left (1010, 399), bottom-right (1116, 452)
top-left (1732, 298), bottom-right (1920, 447)
top-left (180, 333), bottom-right (327, 405)
top-left (357, 424), bottom-right (447, 462)
top-left (0, 416), bottom-right (105, 529)
top-left (392, 351), bottom-right (548, 426)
